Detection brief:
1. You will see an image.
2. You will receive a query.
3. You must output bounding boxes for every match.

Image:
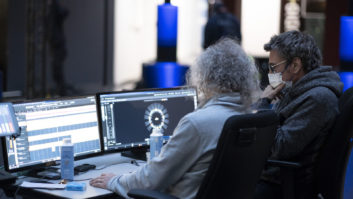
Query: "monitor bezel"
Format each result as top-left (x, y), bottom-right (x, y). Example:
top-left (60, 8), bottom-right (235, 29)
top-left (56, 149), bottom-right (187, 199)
top-left (2, 95), bottom-right (103, 172)
top-left (95, 86), bottom-right (198, 154)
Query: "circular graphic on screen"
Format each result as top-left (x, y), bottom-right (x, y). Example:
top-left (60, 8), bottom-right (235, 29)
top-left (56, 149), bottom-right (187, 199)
top-left (144, 103), bottom-right (169, 132)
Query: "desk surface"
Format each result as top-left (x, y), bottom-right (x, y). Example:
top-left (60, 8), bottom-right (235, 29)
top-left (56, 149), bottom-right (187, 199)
top-left (15, 153), bottom-right (143, 199)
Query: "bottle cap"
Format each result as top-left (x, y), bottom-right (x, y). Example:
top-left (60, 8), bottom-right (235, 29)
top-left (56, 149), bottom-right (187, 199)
top-left (63, 138), bottom-right (71, 144)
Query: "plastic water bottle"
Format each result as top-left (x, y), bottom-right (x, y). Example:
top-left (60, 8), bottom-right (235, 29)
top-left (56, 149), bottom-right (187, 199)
top-left (149, 128), bottom-right (163, 160)
top-left (61, 138), bottom-right (74, 181)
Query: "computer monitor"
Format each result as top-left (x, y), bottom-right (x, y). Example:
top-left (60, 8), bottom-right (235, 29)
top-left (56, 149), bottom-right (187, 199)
top-left (2, 96), bottom-right (101, 172)
top-left (96, 87), bottom-right (197, 153)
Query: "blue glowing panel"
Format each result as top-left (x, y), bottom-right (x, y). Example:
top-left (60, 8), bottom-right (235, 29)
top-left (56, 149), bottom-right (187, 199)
top-left (340, 16), bottom-right (353, 62)
top-left (343, 143), bottom-right (353, 199)
top-left (157, 4), bottom-right (178, 47)
top-left (339, 72), bottom-right (353, 91)
top-left (143, 62), bottom-right (189, 88)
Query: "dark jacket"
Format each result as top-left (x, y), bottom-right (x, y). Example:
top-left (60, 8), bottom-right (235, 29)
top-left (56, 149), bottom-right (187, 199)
top-left (257, 66), bottom-right (343, 185)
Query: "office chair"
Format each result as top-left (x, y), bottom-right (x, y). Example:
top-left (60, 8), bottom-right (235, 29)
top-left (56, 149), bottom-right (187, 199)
top-left (127, 110), bottom-right (279, 199)
top-left (268, 86), bottom-right (353, 199)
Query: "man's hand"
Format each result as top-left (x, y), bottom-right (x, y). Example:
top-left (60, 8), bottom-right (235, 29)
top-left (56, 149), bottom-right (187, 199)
top-left (261, 83), bottom-right (285, 100)
top-left (89, 173), bottom-right (116, 189)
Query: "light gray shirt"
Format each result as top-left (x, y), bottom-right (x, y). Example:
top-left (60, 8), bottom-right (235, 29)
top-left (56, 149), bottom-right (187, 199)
top-left (107, 93), bottom-right (244, 199)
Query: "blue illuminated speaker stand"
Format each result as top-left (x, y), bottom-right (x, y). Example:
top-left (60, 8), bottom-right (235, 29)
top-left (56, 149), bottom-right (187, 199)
top-left (157, 3), bottom-right (178, 62)
top-left (339, 16), bottom-right (353, 91)
top-left (339, 72), bottom-right (353, 91)
top-left (142, 2), bottom-right (189, 89)
top-left (340, 16), bottom-right (353, 69)
top-left (143, 62), bottom-right (188, 88)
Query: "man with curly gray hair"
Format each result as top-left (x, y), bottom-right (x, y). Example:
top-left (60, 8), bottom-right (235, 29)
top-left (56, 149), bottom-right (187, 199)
top-left (189, 37), bottom-right (259, 108)
top-left (255, 31), bottom-right (343, 199)
top-left (90, 38), bottom-right (259, 199)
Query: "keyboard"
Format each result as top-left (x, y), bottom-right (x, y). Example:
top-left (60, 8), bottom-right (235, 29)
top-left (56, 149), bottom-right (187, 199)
top-left (0, 170), bottom-right (17, 186)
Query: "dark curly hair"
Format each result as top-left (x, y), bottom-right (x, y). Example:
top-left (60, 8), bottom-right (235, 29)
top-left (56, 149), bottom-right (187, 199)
top-left (264, 30), bottom-right (322, 72)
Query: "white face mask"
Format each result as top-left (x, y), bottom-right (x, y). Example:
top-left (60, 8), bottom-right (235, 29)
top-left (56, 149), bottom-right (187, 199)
top-left (268, 72), bottom-right (283, 88)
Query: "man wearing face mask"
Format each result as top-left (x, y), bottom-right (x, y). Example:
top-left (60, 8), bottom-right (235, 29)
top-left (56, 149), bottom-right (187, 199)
top-left (254, 31), bottom-right (343, 199)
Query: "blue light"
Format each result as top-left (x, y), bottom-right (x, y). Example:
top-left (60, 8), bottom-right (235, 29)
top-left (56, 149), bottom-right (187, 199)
top-left (157, 4), bottom-right (178, 47)
top-left (339, 72), bottom-right (353, 91)
top-left (340, 16), bottom-right (353, 62)
top-left (143, 62), bottom-right (189, 88)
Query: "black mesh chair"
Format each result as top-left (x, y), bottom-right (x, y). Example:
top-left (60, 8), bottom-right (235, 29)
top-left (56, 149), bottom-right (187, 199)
top-left (268, 87), bottom-right (353, 199)
top-left (127, 110), bottom-right (279, 199)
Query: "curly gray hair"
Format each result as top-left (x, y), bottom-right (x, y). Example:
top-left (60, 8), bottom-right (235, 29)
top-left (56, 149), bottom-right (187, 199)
top-left (188, 38), bottom-right (259, 108)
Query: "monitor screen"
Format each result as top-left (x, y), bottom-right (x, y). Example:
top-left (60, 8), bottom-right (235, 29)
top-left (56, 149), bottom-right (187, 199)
top-left (96, 87), bottom-right (197, 152)
top-left (0, 103), bottom-right (19, 137)
top-left (2, 96), bottom-right (101, 172)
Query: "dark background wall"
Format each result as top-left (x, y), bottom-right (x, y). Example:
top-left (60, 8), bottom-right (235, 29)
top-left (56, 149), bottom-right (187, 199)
top-left (7, 0), bottom-right (26, 93)
top-left (5, 0), bottom-right (114, 98)
top-left (58, 0), bottom-right (114, 95)
top-left (323, 0), bottom-right (351, 69)
top-left (0, 0), bottom-right (8, 92)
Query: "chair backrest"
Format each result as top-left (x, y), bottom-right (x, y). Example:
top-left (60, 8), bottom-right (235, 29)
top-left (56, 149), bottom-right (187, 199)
top-left (195, 110), bottom-right (279, 199)
top-left (342, 140), bottom-right (353, 199)
top-left (316, 87), bottom-right (353, 199)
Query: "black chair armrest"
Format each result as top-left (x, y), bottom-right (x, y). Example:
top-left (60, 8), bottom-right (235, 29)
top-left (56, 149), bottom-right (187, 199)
top-left (127, 189), bottom-right (179, 199)
top-left (267, 159), bottom-right (302, 169)
top-left (267, 160), bottom-right (302, 199)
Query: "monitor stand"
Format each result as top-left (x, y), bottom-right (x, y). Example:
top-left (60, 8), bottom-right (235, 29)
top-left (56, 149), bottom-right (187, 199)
top-left (0, 170), bottom-right (17, 186)
top-left (121, 148), bottom-right (147, 161)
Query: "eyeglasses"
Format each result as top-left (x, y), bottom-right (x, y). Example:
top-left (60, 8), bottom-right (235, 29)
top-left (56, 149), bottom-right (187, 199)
top-left (268, 60), bottom-right (286, 73)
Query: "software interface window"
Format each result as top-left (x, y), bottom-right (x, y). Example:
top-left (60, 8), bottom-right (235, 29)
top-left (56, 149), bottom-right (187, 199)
top-left (4, 96), bottom-right (101, 170)
top-left (98, 88), bottom-right (197, 151)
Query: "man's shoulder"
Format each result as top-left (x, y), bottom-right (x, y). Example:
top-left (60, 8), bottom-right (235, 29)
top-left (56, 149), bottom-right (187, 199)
top-left (299, 86), bottom-right (339, 108)
top-left (184, 103), bottom-right (239, 127)
top-left (304, 86), bottom-right (338, 100)
top-left (184, 105), bottom-right (220, 122)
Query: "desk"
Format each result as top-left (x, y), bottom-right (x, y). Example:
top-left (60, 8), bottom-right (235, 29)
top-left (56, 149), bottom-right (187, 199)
top-left (12, 153), bottom-right (143, 199)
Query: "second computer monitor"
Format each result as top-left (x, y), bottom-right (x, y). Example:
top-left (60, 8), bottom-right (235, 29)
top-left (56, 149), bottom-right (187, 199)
top-left (96, 87), bottom-right (198, 152)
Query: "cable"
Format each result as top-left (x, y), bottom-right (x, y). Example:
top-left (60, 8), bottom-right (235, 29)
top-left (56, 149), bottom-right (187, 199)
top-left (94, 159), bottom-right (144, 171)
top-left (130, 160), bottom-right (140, 166)
top-left (93, 164), bottom-right (116, 171)
top-left (73, 178), bottom-right (93, 182)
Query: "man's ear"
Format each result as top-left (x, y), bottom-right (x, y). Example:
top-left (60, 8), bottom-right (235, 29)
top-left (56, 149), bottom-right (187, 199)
top-left (290, 57), bottom-right (303, 74)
